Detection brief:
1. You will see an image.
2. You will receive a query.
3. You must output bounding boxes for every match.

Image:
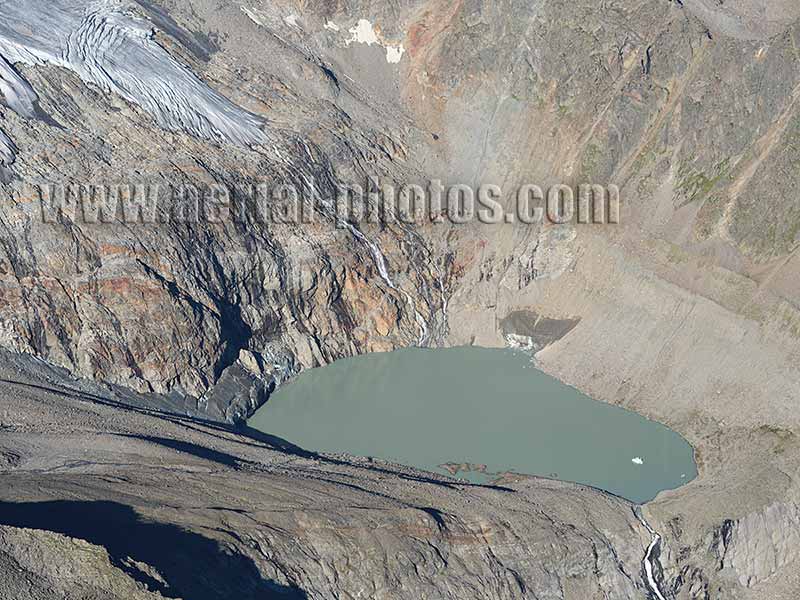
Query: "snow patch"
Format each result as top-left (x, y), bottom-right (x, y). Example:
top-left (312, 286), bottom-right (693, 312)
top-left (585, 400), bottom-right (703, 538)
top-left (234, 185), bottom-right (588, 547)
top-left (386, 44), bottom-right (405, 64)
top-left (324, 20), bottom-right (340, 32)
top-left (241, 7), bottom-right (264, 27)
top-left (343, 18), bottom-right (405, 64)
top-left (346, 19), bottom-right (379, 46)
top-left (632, 457), bottom-right (644, 465)
top-left (284, 14), bottom-right (299, 28)
top-left (0, 0), bottom-right (267, 146)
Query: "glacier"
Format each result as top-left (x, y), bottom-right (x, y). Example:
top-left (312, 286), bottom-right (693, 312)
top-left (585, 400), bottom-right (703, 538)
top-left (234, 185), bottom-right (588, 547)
top-left (0, 0), bottom-right (267, 154)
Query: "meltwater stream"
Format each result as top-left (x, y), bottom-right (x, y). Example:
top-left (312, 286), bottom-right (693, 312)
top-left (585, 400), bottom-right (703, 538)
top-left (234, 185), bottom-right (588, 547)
top-left (250, 347), bottom-right (697, 503)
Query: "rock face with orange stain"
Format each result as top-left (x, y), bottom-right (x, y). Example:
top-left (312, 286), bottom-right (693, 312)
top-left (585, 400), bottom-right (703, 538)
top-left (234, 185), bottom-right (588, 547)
top-left (2, 1), bottom-right (800, 598)
top-left (6, 0), bottom-right (798, 423)
top-left (0, 0), bottom-right (449, 419)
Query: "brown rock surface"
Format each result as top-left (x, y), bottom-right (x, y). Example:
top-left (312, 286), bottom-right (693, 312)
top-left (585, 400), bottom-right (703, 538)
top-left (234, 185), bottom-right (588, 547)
top-left (1, 0), bottom-right (800, 598)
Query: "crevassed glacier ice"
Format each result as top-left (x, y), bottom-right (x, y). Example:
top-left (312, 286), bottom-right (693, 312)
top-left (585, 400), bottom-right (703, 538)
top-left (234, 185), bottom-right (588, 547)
top-left (0, 0), bottom-right (267, 146)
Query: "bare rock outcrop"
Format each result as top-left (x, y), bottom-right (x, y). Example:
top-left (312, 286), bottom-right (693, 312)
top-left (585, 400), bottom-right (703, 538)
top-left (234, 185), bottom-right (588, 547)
top-left (716, 502), bottom-right (800, 589)
top-left (1, 0), bottom-right (800, 598)
top-left (0, 525), bottom-right (166, 600)
top-left (0, 362), bottom-right (651, 600)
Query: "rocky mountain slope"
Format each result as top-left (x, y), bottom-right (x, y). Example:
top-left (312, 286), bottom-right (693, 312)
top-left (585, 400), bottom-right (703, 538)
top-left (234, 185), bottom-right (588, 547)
top-left (0, 353), bottom-right (653, 600)
top-left (1, 0), bottom-right (800, 598)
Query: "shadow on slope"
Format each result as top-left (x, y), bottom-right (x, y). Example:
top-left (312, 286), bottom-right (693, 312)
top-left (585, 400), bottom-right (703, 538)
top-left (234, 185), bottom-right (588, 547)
top-left (0, 371), bottom-right (515, 492)
top-left (0, 500), bottom-right (305, 599)
top-left (113, 434), bottom-right (245, 469)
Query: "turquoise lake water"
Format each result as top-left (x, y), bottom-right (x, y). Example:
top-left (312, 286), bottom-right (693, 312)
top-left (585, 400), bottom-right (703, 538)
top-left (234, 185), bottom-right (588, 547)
top-left (249, 347), bottom-right (697, 503)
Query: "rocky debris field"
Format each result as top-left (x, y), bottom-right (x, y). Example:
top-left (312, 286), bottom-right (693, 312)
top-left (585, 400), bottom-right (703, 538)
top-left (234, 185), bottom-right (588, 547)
top-left (1, 0), bottom-right (800, 598)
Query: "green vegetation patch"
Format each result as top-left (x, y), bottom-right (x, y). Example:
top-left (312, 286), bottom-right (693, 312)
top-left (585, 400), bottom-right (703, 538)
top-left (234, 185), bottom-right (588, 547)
top-left (676, 157), bottom-right (733, 207)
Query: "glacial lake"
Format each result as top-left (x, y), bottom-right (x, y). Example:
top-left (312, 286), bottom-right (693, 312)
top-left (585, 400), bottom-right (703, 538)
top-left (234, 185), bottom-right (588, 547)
top-left (249, 347), bottom-right (696, 503)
